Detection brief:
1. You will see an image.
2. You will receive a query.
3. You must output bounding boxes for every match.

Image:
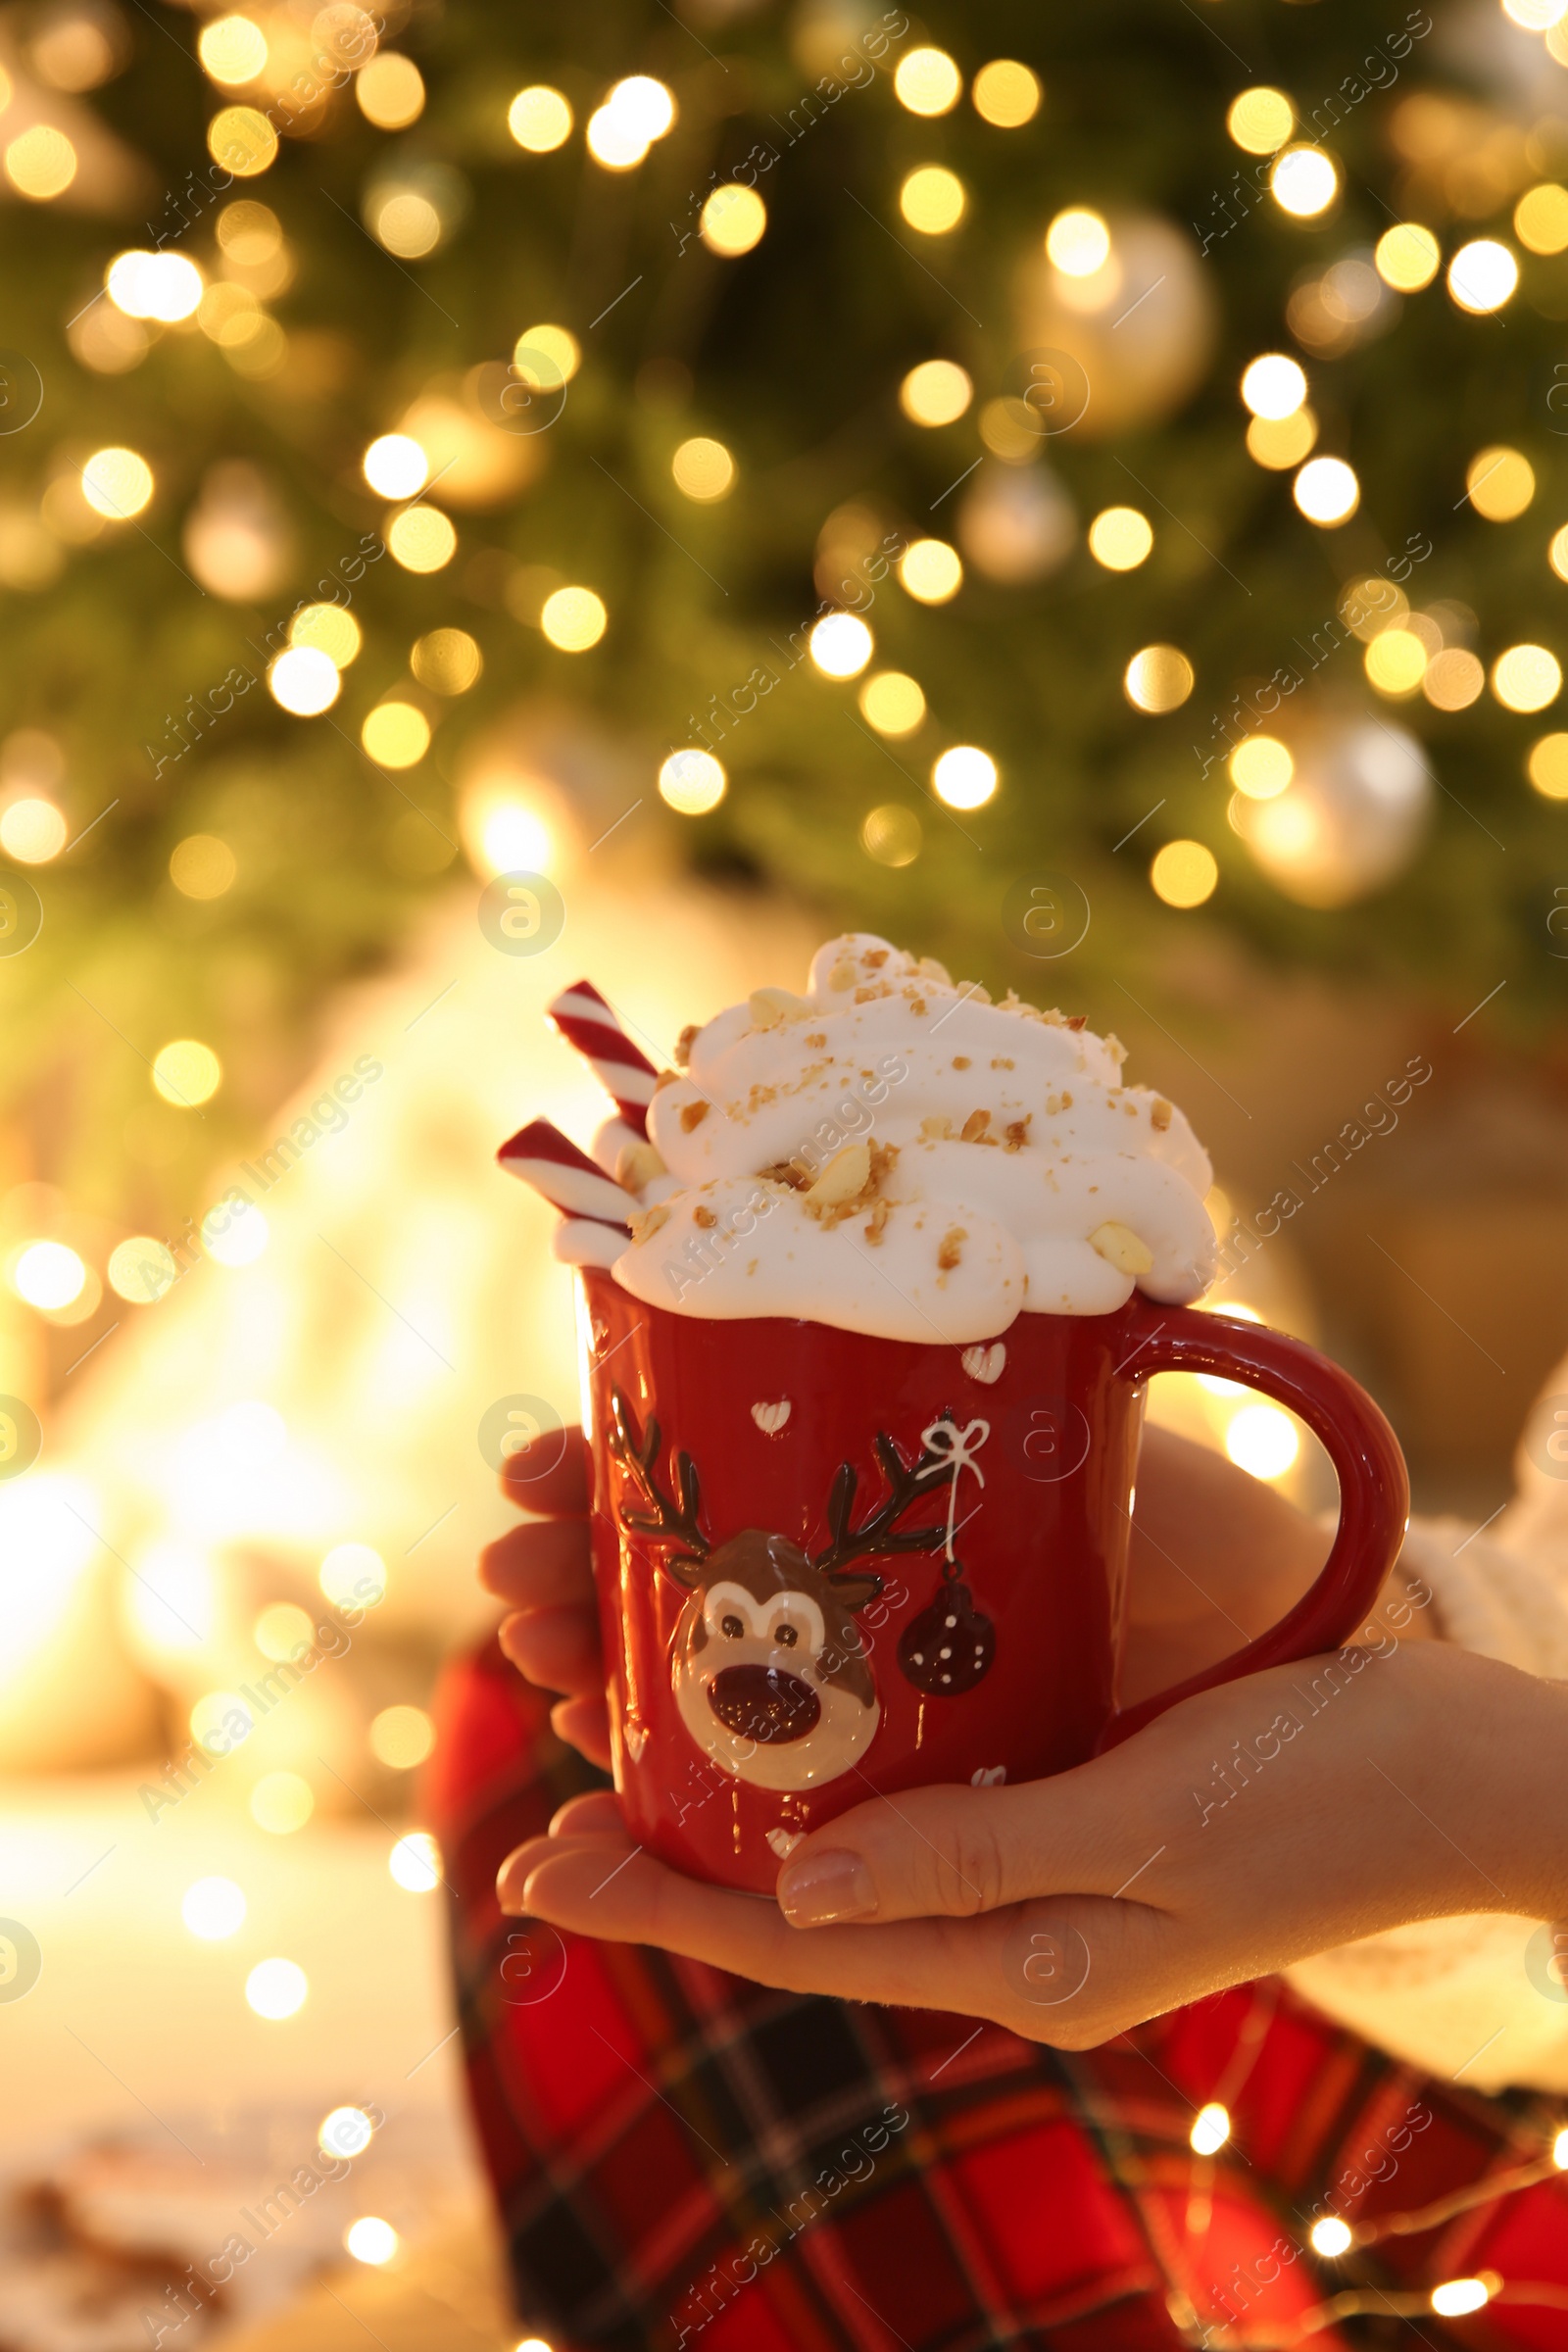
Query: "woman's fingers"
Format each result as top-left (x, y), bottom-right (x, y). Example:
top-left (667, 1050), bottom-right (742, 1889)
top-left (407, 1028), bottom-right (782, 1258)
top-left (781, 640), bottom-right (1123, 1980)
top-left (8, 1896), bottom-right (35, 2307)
top-left (499, 1604), bottom-right (602, 1696)
top-left (501, 1426), bottom-right (589, 1516)
top-left (479, 1516), bottom-right (594, 1610)
top-left (549, 1695), bottom-right (612, 1768)
top-left (770, 1773), bottom-right (1138, 1930)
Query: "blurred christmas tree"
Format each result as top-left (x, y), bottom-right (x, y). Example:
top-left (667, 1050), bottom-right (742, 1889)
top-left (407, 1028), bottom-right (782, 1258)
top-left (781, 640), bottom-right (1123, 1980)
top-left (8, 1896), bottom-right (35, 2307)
top-left (3, 0), bottom-right (1568, 1249)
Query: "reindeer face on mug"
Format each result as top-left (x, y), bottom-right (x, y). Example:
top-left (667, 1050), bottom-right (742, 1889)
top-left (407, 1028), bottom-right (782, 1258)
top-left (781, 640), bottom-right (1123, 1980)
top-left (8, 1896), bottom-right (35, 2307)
top-left (609, 1392), bottom-right (958, 1791)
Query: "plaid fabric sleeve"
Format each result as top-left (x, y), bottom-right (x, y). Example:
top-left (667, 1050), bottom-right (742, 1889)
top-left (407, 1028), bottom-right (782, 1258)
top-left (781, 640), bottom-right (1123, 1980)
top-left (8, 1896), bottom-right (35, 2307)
top-left (428, 1638), bottom-right (1568, 2352)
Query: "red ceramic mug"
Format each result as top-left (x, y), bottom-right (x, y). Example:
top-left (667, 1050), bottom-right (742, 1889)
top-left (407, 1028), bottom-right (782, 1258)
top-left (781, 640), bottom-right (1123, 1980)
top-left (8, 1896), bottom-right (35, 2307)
top-left (574, 1266), bottom-right (1409, 1894)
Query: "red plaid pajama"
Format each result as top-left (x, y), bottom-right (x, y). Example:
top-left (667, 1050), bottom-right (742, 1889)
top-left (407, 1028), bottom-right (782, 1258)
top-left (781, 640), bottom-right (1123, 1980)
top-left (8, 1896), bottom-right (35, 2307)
top-left (428, 1640), bottom-right (1568, 2352)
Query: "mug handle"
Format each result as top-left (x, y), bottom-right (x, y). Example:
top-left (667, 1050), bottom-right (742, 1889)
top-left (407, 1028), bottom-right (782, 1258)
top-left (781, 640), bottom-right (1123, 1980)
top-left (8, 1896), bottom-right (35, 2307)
top-left (1097, 1298), bottom-right (1410, 1750)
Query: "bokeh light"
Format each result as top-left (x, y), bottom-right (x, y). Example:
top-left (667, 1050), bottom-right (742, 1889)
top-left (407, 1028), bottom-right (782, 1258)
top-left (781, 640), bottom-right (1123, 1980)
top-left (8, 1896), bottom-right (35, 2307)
top-left (108, 1239), bottom-right (178, 1304)
top-left (1046, 207), bottom-right (1110, 275)
top-left (899, 167), bottom-right (965, 234)
top-left (5, 125), bottom-right (77, 199)
top-left (972, 60), bottom-right (1040, 127)
top-left (1227, 88), bottom-right (1294, 153)
top-left (12, 1240), bottom-right (86, 1310)
top-left (254, 1601), bottom-right (314, 1661)
top-left (1422, 649), bottom-right (1484, 711)
top-left (1229, 737), bottom-right (1294, 799)
top-left (182, 1877), bottom-right (246, 1939)
top-left (808, 613), bottom-right (873, 679)
top-left (387, 505), bottom-right (457, 572)
top-left (1190, 2101), bottom-right (1231, 2155)
top-left (170, 834), bottom-right (237, 898)
top-left (1528, 732), bottom-right (1568, 797)
top-left (1374, 221), bottom-right (1441, 291)
top-left (1293, 456), bottom-right (1359, 525)
top-left (245, 1957), bottom-right (308, 2019)
top-left (357, 53), bottom-right (425, 129)
top-left (899, 538), bottom-right (962, 603)
top-left (81, 448), bottom-right (153, 518)
top-left (932, 747), bottom-right (998, 809)
top-left (291, 603), bottom-right (362, 667)
top-left (250, 1772), bottom-right (315, 1833)
top-left (671, 437), bottom-right (736, 501)
top-left (1310, 2217), bottom-right (1354, 2259)
top-left (319, 2106), bottom-right (376, 2159)
top-left (701, 185), bottom-right (766, 255)
top-left (508, 86), bottom-right (571, 152)
top-left (269, 645), bottom-right (341, 715)
top-left (1225, 1401), bottom-right (1300, 1478)
top-left (858, 671), bottom-right (926, 736)
top-left (389, 1831), bottom-right (442, 1891)
top-left (1124, 646), bottom-right (1194, 712)
top-left (1466, 446), bottom-right (1534, 521)
top-left (900, 360), bottom-right (972, 425)
top-left (108, 250), bottom-right (204, 321)
top-left (1430, 2280), bottom-right (1492, 2320)
top-left (362, 703), bottom-right (431, 767)
top-left (514, 324), bottom-right (580, 385)
top-left (369, 1703), bottom-right (436, 1768)
top-left (198, 16), bottom-right (268, 84)
top-left (1087, 507), bottom-right (1152, 570)
top-left (659, 750), bottom-right (726, 814)
top-left (319, 1542), bottom-right (387, 1610)
top-left (1240, 353), bottom-right (1306, 419)
top-left (1447, 239), bottom-right (1518, 314)
top-left (208, 105), bottom-right (277, 177)
top-left (152, 1040), bottom-right (221, 1107)
top-left (1150, 840), bottom-right (1218, 906)
top-left (540, 587), bottom-right (607, 651)
top-left (1271, 145), bottom-right (1337, 218)
top-left (345, 2217), bottom-right (400, 2265)
top-left (412, 629), bottom-right (482, 694)
top-left (0, 799), bottom-right (68, 861)
top-left (1365, 628), bottom-right (1429, 696)
top-left (894, 47), bottom-right (961, 117)
top-left (364, 433), bottom-right (428, 499)
top-left (1493, 644), bottom-right (1561, 712)
top-left (860, 805), bottom-right (923, 865)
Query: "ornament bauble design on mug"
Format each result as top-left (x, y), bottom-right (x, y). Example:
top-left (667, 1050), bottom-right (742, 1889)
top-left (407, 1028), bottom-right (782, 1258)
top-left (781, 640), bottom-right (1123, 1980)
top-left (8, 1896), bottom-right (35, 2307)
top-left (1012, 213), bottom-right (1216, 440)
top-left (1231, 712), bottom-right (1431, 906)
top-left (609, 1389), bottom-right (994, 1792)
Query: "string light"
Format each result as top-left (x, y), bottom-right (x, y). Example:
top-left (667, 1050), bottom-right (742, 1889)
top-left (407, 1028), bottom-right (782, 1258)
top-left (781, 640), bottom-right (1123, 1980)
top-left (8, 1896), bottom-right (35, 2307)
top-left (11, 1241), bottom-right (86, 1311)
top-left (659, 750), bottom-right (726, 814)
top-left (108, 1239), bottom-right (177, 1304)
top-left (81, 448), bottom-right (153, 518)
top-left (208, 105), bottom-right (277, 177)
top-left (387, 505), bottom-right (457, 573)
top-left (319, 1543), bottom-right (386, 1609)
top-left (809, 614), bottom-right (873, 678)
top-left (1448, 238), bottom-right (1518, 313)
top-left (152, 1040), bottom-right (221, 1106)
top-left (514, 324), bottom-right (579, 385)
top-left (364, 433), bottom-right (428, 499)
top-left (0, 800), bottom-right (68, 861)
top-left (900, 360), bottom-right (973, 425)
top-left (1308, 2217), bottom-right (1352, 2258)
top-left (290, 603), bottom-right (362, 667)
top-left (1372, 220), bottom-right (1440, 292)
top-left (411, 629), bottom-right (482, 694)
top-left (1430, 2278), bottom-right (1493, 2318)
top-left (1227, 87), bottom-right (1294, 153)
top-left (269, 645), bottom-right (340, 715)
top-left (858, 672), bottom-right (926, 736)
top-left (508, 86), bottom-right (571, 152)
top-left (1225, 1402), bottom-right (1299, 1479)
top-left (320, 2107), bottom-right (376, 2160)
top-left (1271, 145), bottom-right (1337, 217)
top-left (369, 1704), bottom-right (436, 1767)
top-left (254, 1601), bottom-right (314, 1660)
top-left (1229, 737), bottom-right (1293, 799)
top-left (362, 703), bottom-right (430, 766)
top-left (701, 185), bottom-right (766, 255)
top-left (1423, 648), bottom-right (1484, 710)
top-left (1189, 2101), bottom-right (1231, 2155)
top-left (1248, 409), bottom-right (1317, 468)
top-left (345, 2217), bottom-right (400, 2265)
top-left (198, 16), bottom-right (268, 84)
top-left (972, 61), bottom-right (1040, 127)
top-left (107, 249), bottom-right (204, 320)
top-left (860, 805), bottom-right (922, 865)
top-left (1528, 732), bottom-right (1568, 796)
top-left (250, 1772), bottom-right (315, 1833)
top-left (389, 1831), bottom-right (442, 1891)
top-left (900, 168), bottom-right (965, 234)
top-left (1365, 628), bottom-right (1429, 696)
top-left (182, 1878), bottom-right (246, 1939)
top-left (894, 47), bottom-right (961, 117)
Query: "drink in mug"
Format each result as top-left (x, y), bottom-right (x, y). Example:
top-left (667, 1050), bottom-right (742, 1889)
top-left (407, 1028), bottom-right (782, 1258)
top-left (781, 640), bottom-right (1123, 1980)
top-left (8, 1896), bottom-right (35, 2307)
top-left (520, 935), bottom-right (1407, 1895)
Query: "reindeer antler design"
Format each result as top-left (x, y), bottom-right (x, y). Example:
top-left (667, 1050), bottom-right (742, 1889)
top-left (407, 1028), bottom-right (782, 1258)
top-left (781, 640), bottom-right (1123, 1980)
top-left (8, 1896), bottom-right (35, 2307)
top-left (814, 1422), bottom-right (956, 1579)
top-left (609, 1390), bottom-right (709, 1566)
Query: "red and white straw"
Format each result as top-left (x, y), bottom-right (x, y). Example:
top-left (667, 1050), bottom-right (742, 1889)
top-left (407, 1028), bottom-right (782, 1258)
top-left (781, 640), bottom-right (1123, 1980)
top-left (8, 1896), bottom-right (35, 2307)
top-left (547, 980), bottom-right (659, 1138)
top-left (497, 1118), bottom-right (633, 1234)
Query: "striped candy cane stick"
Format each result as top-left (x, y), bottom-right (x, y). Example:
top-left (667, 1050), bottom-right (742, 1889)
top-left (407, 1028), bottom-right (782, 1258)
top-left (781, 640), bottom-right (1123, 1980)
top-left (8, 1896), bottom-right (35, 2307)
top-left (547, 980), bottom-right (659, 1138)
top-left (497, 1119), bottom-right (634, 1235)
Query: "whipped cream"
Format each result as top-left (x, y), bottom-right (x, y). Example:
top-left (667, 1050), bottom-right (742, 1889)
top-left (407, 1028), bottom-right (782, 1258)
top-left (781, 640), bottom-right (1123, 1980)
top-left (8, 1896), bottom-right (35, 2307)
top-left (563, 934), bottom-right (1217, 1344)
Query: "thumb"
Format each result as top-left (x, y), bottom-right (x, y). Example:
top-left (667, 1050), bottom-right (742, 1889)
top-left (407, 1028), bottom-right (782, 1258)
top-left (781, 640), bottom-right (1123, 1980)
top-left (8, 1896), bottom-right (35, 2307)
top-left (772, 1773), bottom-right (1129, 1929)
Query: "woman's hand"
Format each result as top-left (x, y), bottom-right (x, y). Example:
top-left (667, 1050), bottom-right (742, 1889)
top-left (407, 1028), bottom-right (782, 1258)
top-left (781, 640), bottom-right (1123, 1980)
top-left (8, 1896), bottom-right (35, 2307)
top-left (503, 1642), bottom-right (1568, 2044)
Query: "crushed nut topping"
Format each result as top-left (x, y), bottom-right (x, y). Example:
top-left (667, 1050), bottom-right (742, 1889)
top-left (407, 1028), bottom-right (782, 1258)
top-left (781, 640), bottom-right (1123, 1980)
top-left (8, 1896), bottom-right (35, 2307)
top-left (679, 1100), bottom-right (710, 1132)
top-left (628, 1203), bottom-right (670, 1244)
top-left (920, 1114), bottom-right (953, 1141)
top-left (952, 1054), bottom-right (971, 1070)
top-left (863, 1199), bottom-right (890, 1245)
top-left (828, 959), bottom-right (858, 990)
top-left (1151, 1097), bottom-right (1172, 1131)
top-left (990, 1056), bottom-right (1014, 1070)
top-left (960, 1108), bottom-right (992, 1143)
top-left (693, 1205), bottom-right (717, 1229)
top-left (863, 948), bottom-right (889, 967)
top-left (937, 1225), bottom-right (968, 1271)
top-left (653, 1068), bottom-right (681, 1094)
top-left (1004, 1116), bottom-right (1032, 1152)
top-left (1065, 1014), bottom-right (1087, 1032)
top-left (615, 1140), bottom-right (667, 1191)
top-left (805, 1032), bottom-right (827, 1047)
top-left (673, 1023), bottom-right (699, 1067)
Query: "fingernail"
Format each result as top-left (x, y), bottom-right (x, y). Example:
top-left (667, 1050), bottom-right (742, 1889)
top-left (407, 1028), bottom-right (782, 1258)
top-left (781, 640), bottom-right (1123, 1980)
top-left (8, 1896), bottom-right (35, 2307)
top-left (776, 1848), bottom-right (876, 1926)
top-left (496, 1852), bottom-right (531, 1912)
